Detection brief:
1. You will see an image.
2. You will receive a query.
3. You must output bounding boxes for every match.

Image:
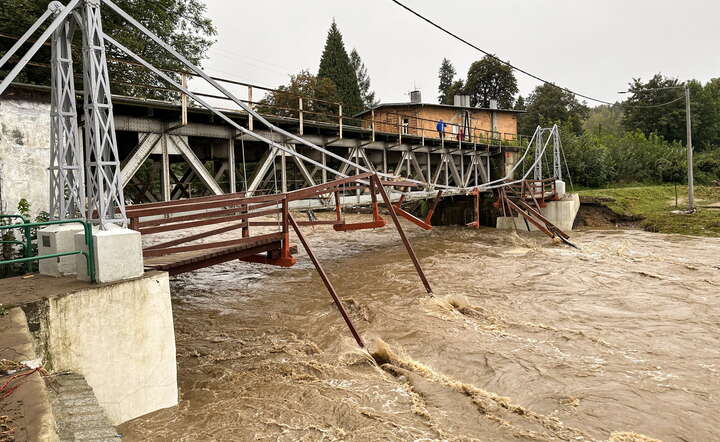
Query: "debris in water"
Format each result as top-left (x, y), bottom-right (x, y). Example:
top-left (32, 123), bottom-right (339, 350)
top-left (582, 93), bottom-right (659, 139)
top-left (608, 431), bottom-right (662, 442)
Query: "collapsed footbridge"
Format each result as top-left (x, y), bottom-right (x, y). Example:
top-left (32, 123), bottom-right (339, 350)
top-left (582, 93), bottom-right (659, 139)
top-left (0, 0), bottom-right (577, 347)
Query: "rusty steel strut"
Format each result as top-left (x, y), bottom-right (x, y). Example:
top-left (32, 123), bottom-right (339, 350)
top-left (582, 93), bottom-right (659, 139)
top-left (372, 174), bottom-right (434, 296)
top-left (288, 214), bottom-right (365, 349)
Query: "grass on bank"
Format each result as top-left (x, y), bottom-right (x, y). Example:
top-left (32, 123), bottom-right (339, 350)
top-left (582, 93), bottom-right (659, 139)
top-left (577, 185), bottom-right (720, 237)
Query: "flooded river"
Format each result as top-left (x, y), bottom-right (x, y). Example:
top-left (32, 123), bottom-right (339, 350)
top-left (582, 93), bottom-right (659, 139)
top-left (119, 217), bottom-right (720, 441)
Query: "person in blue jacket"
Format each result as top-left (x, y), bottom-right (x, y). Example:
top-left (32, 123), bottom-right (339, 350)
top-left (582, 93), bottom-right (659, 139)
top-left (436, 119), bottom-right (447, 139)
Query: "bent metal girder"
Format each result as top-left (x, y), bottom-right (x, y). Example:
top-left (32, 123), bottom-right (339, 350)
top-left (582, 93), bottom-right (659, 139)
top-left (0, 0), bottom-right (564, 230)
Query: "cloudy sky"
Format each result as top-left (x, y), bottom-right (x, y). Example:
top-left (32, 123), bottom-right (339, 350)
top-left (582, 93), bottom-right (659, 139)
top-left (195, 0), bottom-right (718, 107)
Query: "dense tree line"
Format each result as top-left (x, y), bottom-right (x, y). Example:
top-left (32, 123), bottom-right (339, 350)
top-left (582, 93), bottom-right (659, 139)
top-left (437, 59), bottom-right (720, 187)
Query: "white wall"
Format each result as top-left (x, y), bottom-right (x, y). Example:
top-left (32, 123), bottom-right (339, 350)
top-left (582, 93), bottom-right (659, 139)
top-left (0, 92), bottom-right (51, 218)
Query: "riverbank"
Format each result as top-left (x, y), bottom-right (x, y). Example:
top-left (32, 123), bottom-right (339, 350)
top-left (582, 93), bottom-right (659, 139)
top-left (578, 185), bottom-right (720, 236)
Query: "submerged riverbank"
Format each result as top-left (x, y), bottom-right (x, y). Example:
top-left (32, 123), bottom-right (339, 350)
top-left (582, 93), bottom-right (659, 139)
top-left (119, 218), bottom-right (720, 441)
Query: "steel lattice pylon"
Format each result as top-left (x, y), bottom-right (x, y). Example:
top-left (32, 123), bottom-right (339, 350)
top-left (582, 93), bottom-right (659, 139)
top-left (49, 5), bottom-right (85, 220)
top-left (533, 128), bottom-right (544, 181)
top-left (81, 0), bottom-right (126, 228)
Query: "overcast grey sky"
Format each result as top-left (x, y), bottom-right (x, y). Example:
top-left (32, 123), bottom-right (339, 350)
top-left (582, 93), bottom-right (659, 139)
top-left (196, 0), bottom-right (718, 107)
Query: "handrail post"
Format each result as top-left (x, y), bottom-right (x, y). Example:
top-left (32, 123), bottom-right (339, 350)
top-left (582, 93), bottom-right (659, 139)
top-left (338, 104), bottom-right (343, 139)
top-left (180, 73), bottom-right (188, 126)
top-left (22, 221), bottom-right (31, 273)
top-left (371, 108), bottom-right (376, 142)
top-left (298, 97), bottom-right (304, 135)
top-left (398, 115), bottom-right (402, 144)
top-left (247, 85), bottom-right (254, 131)
top-left (83, 221), bottom-right (96, 283)
top-left (281, 197), bottom-right (290, 260)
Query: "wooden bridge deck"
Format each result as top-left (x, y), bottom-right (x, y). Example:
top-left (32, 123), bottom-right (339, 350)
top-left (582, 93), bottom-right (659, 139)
top-left (143, 232), bottom-right (283, 275)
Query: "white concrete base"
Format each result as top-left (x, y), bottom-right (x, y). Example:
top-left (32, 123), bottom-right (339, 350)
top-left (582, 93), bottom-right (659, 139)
top-left (555, 180), bottom-right (566, 199)
top-left (497, 193), bottom-right (580, 233)
top-left (38, 224), bottom-right (84, 277)
top-left (75, 225), bottom-right (144, 283)
top-left (39, 272), bottom-right (177, 425)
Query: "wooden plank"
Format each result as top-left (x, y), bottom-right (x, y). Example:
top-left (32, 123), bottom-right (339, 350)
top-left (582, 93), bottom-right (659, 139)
top-left (127, 193), bottom-right (284, 217)
top-left (139, 207), bottom-right (280, 235)
top-left (146, 242), bottom-right (283, 275)
top-left (143, 232), bottom-right (282, 257)
top-left (126, 191), bottom-right (247, 211)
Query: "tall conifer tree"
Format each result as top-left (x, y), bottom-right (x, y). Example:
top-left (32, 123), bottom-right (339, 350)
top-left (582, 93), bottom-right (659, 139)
top-left (350, 48), bottom-right (378, 108)
top-left (318, 21), bottom-right (364, 115)
top-left (438, 58), bottom-right (456, 104)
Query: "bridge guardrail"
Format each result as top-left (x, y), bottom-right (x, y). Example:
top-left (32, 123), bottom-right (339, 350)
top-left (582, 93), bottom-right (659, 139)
top-left (0, 218), bottom-right (96, 282)
top-left (0, 214), bottom-right (32, 273)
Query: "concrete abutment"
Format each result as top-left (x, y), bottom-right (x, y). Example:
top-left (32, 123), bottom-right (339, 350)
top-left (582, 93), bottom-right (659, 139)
top-left (0, 272), bottom-right (178, 428)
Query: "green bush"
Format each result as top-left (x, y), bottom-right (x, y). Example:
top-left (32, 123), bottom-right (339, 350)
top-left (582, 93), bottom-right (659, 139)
top-left (557, 126), bottom-right (703, 188)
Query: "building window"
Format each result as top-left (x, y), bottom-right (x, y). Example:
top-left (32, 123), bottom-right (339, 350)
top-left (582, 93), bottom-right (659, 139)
top-left (402, 118), bottom-right (409, 135)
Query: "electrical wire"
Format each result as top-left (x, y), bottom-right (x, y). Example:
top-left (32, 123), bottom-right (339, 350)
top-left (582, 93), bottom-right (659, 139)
top-left (621, 95), bottom-right (685, 108)
top-left (389, 0), bottom-right (688, 110)
top-left (388, 0), bottom-right (614, 105)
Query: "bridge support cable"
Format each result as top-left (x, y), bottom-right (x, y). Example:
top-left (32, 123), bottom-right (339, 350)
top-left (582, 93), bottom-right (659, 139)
top-left (0, 7), bottom-right (53, 69)
top-left (100, 0), bottom-right (471, 193)
top-left (0, 0), bottom-right (81, 95)
top-left (101, 0), bottom-right (377, 179)
top-left (101, 34), bottom-right (362, 185)
top-left (478, 125), bottom-right (555, 191)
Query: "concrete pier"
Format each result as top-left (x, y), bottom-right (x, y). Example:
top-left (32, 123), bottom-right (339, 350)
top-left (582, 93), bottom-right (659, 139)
top-left (496, 193), bottom-right (581, 232)
top-left (0, 272), bottom-right (178, 426)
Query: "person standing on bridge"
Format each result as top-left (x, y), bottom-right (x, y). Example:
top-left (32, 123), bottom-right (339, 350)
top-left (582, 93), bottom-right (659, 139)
top-left (436, 119), bottom-right (447, 140)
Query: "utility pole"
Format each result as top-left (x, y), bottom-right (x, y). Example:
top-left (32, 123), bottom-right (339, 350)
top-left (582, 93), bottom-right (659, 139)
top-left (620, 83), bottom-right (695, 212)
top-left (685, 84), bottom-right (694, 211)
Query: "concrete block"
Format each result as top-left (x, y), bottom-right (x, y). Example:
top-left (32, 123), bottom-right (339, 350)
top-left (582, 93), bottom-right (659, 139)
top-left (555, 180), bottom-right (566, 199)
top-left (38, 224), bottom-right (85, 277)
top-left (496, 193), bottom-right (580, 233)
top-left (24, 272), bottom-right (178, 425)
top-left (75, 225), bottom-right (144, 283)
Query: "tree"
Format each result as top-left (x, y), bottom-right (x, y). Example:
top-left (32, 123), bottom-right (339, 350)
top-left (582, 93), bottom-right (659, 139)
top-left (622, 74), bottom-right (686, 145)
top-left (349, 48), bottom-right (378, 108)
top-left (258, 70), bottom-right (339, 123)
top-left (693, 78), bottom-right (720, 150)
top-left (623, 75), bottom-right (720, 150)
top-left (514, 95), bottom-right (526, 111)
top-left (583, 104), bottom-right (624, 137)
top-left (317, 21), bottom-right (363, 115)
top-left (444, 80), bottom-right (465, 105)
top-left (519, 83), bottom-right (589, 135)
top-left (464, 55), bottom-right (518, 108)
top-left (0, 0), bottom-right (216, 99)
top-left (438, 58), bottom-right (456, 104)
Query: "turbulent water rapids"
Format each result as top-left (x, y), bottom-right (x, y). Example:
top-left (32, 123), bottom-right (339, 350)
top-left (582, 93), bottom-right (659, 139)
top-left (119, 215), bottom-right (720, 441)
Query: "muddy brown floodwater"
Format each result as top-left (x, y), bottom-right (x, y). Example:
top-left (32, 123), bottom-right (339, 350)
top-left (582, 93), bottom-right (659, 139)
top-left (118, 216), bottom-right (720, 442)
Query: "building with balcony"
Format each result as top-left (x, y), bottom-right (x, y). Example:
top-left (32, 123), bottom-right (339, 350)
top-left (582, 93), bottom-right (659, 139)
top-left (355, 92), bottom-right (524, 145)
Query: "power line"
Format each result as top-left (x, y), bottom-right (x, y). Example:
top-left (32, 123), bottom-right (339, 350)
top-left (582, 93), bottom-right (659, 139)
top-left (622, 96), bottom-right (685, 109)
top-left (388, 0), bottom-right (616, 106)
